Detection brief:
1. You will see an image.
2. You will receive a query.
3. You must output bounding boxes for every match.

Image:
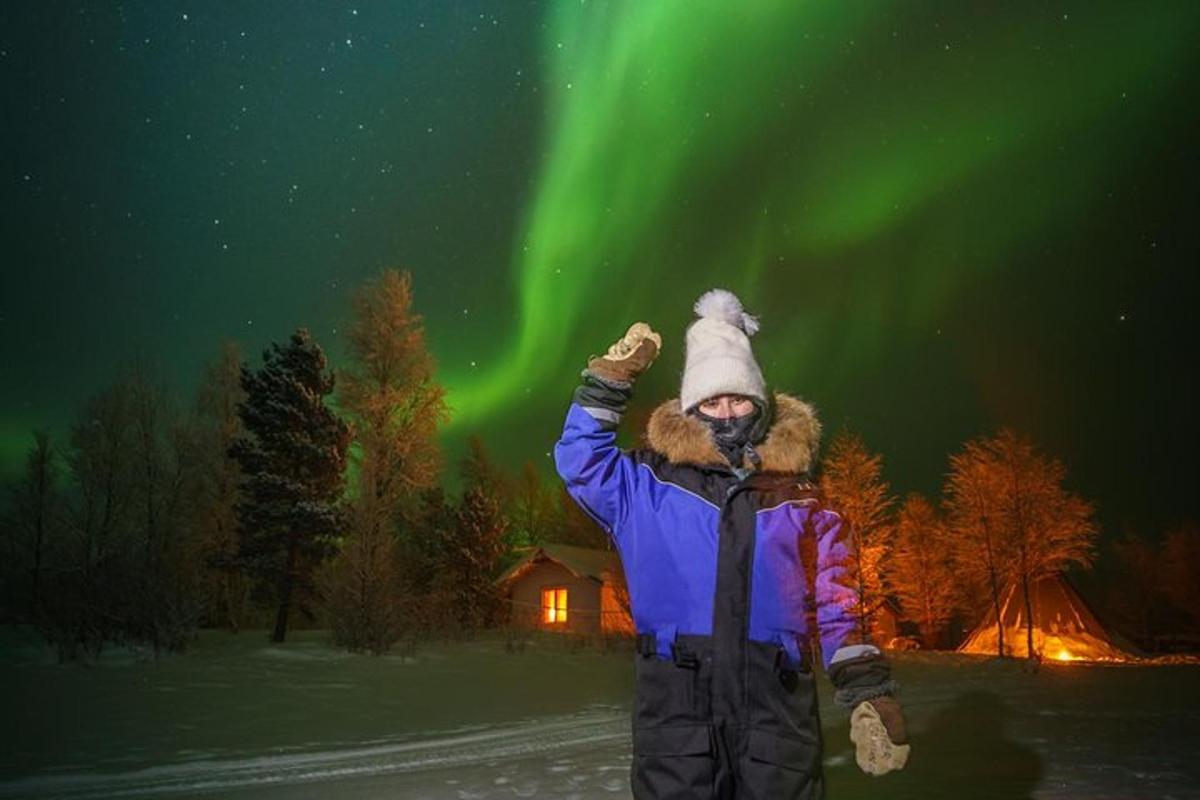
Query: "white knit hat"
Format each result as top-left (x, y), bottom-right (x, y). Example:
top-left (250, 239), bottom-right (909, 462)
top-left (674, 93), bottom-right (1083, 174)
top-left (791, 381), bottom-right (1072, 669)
top-left (680, 288), bottom-right (767, 413)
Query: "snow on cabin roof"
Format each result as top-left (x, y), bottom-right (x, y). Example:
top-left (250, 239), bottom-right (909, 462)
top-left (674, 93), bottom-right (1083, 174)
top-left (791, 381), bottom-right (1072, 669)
top-left (493, 543), bottom-right (623, 587)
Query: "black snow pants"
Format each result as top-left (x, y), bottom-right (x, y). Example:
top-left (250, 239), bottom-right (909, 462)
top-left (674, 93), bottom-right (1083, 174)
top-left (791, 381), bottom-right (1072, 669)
top-left (630, 631), bottom-right (826, 799)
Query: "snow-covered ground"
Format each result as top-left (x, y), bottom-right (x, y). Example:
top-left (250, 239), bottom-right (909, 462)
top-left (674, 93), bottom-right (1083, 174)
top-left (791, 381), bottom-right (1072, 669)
top-left (1, 626), bottom-right (1197, 799)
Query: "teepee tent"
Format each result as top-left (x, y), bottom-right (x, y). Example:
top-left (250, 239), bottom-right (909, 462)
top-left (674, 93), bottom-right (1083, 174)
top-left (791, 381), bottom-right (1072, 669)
top-left (957, 572), bottom-right (1134, 662)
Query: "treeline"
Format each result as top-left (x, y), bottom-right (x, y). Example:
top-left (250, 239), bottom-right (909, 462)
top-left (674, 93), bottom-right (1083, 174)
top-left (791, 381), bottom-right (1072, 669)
top-left (4, 270), bottom-right (1197, 662)
top-left (0, 269), bottom-right (606, 661)
top-left (816, 429), bottom-right (1200, 656)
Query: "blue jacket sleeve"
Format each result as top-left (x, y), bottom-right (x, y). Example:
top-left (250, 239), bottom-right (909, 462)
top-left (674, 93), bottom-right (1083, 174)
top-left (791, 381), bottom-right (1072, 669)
top-left (552, 369), bottom-right (640, 541)
top-left (813, 509), bottom-right (862, 669)
top-left (813, 508), bottom-right (901, 710)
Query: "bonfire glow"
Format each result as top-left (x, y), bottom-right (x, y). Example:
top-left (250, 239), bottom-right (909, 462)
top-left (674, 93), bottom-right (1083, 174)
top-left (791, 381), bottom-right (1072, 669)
top-left (1054, 648), bottom-right (1074, 661)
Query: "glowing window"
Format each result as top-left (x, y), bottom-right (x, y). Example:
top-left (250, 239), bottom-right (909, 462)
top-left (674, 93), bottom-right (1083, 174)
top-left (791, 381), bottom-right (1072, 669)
top-left (542, 587), bottom-right (568, 624)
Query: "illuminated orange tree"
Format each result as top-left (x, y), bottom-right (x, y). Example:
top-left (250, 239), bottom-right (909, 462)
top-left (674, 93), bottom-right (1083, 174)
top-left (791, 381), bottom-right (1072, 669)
top-left (890, 493), bottom-right (957, 648)
top-left (323, 269), bottom-right (449, 654)
top-left (819, 429), bottom-right (894, 644)
top-left (946, 428), bottom-right (1096, 660)
top-left (944, 437), bottom-right (1013, 656)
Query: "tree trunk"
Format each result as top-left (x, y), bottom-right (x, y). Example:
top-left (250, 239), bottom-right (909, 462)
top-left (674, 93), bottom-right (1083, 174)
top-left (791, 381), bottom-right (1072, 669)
top-left (30, 520), bottom-right (43, 620)
top-left (272, 534), bottom-right (299, 643)
top-left (922, 596), bottom-right (935, 649)
top-left (986, 561), bottom-right (1005, 658)
top-left (977, 502), bottom-right (1005, 658)
top-left (855, 546), bottom-right (869, 644)
top-left (30, 455), bottom-right (47, 619)
top-left (1022, 571), bottom-right (1035, 661)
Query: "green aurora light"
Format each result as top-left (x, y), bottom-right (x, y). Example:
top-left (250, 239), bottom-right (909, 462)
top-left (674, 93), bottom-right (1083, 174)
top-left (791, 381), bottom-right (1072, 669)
top-left (440, 1), bottom-right (1197, 429)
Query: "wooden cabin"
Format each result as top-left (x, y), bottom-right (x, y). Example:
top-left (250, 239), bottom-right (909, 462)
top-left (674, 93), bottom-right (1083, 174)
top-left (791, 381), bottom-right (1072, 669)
top-left (872, 596), bottom-right (902, 646)
top-left (494, 543), bottom-right (635, 636)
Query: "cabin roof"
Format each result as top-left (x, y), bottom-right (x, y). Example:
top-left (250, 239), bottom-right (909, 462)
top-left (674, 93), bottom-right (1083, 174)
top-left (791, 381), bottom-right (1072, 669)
top-left (493, 543), bottom-right (623, 587)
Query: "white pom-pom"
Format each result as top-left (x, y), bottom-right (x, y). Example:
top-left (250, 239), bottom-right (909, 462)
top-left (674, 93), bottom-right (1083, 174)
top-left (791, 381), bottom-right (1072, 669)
top-left (693, 288), bottom-right (760, 336)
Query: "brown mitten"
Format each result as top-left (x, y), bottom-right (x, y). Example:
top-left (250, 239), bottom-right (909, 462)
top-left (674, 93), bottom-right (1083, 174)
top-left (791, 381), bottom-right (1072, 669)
top-left (585, 322), bottom-right (662, 384)
top-left (850, 696), bottom-right (911, 776)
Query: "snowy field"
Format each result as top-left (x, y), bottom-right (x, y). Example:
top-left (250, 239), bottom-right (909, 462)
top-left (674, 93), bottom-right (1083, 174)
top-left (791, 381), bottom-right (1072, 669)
top-left (1, 626), bottom-right (1197, 800)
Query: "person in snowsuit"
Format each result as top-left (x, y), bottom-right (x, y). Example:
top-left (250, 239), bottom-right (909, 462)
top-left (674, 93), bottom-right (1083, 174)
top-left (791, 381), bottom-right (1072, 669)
top-left (553, 288), bottom-right (910, 799)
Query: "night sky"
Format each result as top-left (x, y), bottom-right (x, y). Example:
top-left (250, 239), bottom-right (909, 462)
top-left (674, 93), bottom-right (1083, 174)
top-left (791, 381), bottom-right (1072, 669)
top-left (3, 2), bottom-right (1198, 541)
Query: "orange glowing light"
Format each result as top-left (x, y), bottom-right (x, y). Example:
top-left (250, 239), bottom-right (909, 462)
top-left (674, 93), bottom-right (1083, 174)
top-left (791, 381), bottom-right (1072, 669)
top-left (1054, 648), bottom-right (1073, 661)
top-left (542, 588), bottom-right (568, 624)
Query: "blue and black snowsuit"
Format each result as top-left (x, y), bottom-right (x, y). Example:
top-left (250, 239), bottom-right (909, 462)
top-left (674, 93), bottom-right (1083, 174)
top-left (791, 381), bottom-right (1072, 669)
top-left (554, 370), bottom-right (897, 799)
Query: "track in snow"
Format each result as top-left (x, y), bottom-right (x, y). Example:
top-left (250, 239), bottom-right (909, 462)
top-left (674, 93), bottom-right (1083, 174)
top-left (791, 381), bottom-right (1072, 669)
top-left (0, 711), bottom-right (630, 800)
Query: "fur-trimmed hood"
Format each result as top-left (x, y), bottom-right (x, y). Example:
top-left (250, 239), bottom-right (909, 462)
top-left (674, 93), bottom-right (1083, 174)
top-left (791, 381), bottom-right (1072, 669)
top-left (643, 391), bottom-right (821, 474)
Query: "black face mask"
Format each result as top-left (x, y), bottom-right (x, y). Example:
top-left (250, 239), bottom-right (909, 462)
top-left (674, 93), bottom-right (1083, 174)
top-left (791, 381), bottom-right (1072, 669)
top-left (694, 406), bottom-right (762, 469)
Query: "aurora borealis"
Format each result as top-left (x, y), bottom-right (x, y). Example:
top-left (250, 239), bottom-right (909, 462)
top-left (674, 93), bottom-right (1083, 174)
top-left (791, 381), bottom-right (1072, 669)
top-left (3, 2), bottom-right (1198, 538)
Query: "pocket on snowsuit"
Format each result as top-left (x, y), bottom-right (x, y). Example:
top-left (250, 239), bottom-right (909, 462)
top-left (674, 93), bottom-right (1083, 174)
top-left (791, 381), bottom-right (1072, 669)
top-left (630, 642), bottom-right (718, 799)
top-left (632, 644), bottom-right (713, 728)
top-left (740, 726), bottom-right (823, 800)
top-left (745, 631), bottom-right (822, 741)
top-left (742, 634), bottom-right (823, 800)
top-left (630, 722), bottom-right (717, 800)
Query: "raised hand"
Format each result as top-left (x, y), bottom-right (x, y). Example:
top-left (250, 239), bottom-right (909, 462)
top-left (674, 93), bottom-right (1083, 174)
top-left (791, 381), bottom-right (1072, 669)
top-left (585, 322), bottom-right (662, 385)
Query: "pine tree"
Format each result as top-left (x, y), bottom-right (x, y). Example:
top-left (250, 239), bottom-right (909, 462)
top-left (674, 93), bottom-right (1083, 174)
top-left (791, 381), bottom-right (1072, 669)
top-left (229, 328), bottom-right (352, 643)
top-left (818, 429), bottom-right (894, 644)
top-left (397, 485), bottom-right (456, 637)
top-left (505, 460), bottom-right (557, 553)
top-left (459, 433), bottom-right (511, 495)
top-left (433, 437), bottom-right (508, 633)
top-left (890, 493), bottom-right (957, 648)
top-left (443, 482), bottom-right (508, 631)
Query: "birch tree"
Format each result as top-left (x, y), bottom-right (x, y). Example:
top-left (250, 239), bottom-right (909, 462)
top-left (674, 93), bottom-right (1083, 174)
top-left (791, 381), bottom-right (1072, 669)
top-left (819, 429), bottom-right (894, 644)
top-left (324, 269), bottom-right (449, 653)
